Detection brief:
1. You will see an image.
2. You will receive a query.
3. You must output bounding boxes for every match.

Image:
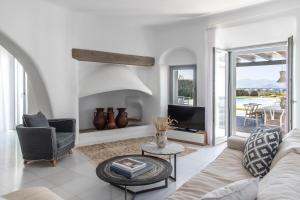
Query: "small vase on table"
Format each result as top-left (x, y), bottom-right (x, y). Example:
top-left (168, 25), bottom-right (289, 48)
top-left (155, 131), bottom-right (168, 148)
top-left (153, 117), bottom-right (177, 149)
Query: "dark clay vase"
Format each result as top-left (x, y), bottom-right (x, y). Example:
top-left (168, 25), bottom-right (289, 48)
top-left (93, 108), bottom-right (106, 130)
top-left (107, 111), bottom-right (116, 129)
top-left (107, 107), bottom-right (114, 113)
top-left (116, 108), bottom-right (128, 128)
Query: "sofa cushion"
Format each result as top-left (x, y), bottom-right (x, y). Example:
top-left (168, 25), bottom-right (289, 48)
top-left (23, 112), bottom-right (49, 127)
top-left (167, 148), bottom-right (252, 200)
top-left (56, 132), bottom-right (75, 149)
top-left (271, 128), bottom-right (300, 168)
top-left (257, 152), bottom-right (300, 200)
top-left (200, 178), bottom-right (259, 200)
top-left (3, 187), bottom-right (63, 200)
top-left (227, 136), bottom-right (247, 152)
top-left (242, 130), bottom-right (281, 177)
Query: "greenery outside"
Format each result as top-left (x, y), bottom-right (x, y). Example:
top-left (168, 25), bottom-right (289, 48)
top-left (236, 89), bottom-right (286, 98)
top-left (178, 79), bottom-right (193, 98)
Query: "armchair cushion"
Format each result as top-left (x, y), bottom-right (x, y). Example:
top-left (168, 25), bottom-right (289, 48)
top-left (56, 132), bottom-right (75, 149)
top-left (48, 119), bottom-right (76, 133)
top-left (23, 112), bottom-right (49, 127)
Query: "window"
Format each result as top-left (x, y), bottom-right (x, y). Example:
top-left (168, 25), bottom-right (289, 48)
top-left (170, 65), bottom-right (197, 106)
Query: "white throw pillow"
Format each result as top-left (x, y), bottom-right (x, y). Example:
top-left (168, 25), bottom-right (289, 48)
top-left (200, 178), bottom-right (259, 200)
top-left (271, 128), bottom-right (300, 168)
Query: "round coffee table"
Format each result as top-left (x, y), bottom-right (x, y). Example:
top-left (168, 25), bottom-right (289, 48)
top-left (96, 155), bottom-right (172, 200)
top-left (141, 142), bottom-right (184, 181)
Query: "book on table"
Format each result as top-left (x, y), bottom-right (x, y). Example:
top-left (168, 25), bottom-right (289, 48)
top-left (112, 158), bottom-right (146, 173)
top-left (110, 163), bottom-right (153, 179)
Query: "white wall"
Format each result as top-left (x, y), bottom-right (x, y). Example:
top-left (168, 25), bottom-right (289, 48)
top-left (72, 13), bottom-right (158, 96)
top-left (153, 0), bottom-right (300, 144)
top-left (0, 1), bottom-right (160, 137)
top-left (155, 25), bottom-right (207, 111)
top-left (158, 48), bottom-right (198, 116)
top-left (215, 17), bottom-right (296, 49)
top-left (2, 0), bottom-right (300, 144)
top-left (72, 13), bottom-right (160, 129)
top-left (27, 79), bottom-right (39, 114)
top-left (0, 0), bottom-right (76, 119)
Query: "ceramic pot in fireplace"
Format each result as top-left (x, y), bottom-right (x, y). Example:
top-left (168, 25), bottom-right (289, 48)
top-left (107, 111), bottom-right (116, 129)
top-left (116, 108), bottom-right (128, 128)
top-left (107, 107), bottom-right (114, 113)
top-left (93, 108), bottom-right (106, 130)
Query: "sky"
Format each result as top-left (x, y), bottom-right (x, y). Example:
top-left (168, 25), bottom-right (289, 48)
top-left (236, 65), bottom-right (284, 81)
top-left (178, 69), bottom-right (194, 80)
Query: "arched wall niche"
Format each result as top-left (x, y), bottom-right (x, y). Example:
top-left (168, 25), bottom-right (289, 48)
top-left (158, 47), bottom-right (197, 116)
top-left (0, 30), bottom-right (53, 117)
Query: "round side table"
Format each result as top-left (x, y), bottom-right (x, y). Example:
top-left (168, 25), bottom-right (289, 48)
top-left (141, 142), bottom-right (184, 181)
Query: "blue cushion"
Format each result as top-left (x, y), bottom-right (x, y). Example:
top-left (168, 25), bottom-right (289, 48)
top-left (23, 112), bottom-right (49, 127)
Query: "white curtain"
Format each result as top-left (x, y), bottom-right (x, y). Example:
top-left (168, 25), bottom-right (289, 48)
top-left (0, 46), bottom-right (14, 131)
top-left (0, 46), bottom-right (26, 131)
top-left (15, 59), bottom-right (27, 125)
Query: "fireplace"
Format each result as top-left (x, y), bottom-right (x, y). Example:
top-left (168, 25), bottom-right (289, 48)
top-left (79, 90), bottom-right (149, 133)
top-left (77, 63), bottom-right (155, 146)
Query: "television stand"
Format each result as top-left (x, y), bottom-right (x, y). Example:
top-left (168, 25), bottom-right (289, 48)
top-left (168, 129), bottom-right (207, 145)
top-left (174, 128), bottom-right (198, 133)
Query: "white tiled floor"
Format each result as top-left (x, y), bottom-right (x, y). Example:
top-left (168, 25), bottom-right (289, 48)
top-left (0, 131), bottom-right (226, 200)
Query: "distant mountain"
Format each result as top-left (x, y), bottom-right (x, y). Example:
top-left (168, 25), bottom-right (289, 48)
top-left (237, 79), bottom-right (286, 89)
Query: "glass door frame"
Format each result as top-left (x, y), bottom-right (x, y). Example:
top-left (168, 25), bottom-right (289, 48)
top-left (212, 48), bottom-right (231, 145)
top-left (227, 40), bottom-right (293, 137)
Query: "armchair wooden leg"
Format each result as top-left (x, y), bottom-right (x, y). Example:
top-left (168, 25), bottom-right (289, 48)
top-left (50, 160), bottom-right (57, 167)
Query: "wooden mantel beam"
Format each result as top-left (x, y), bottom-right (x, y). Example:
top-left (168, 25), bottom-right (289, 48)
top-left (72, 48), bottom-right (155, 67)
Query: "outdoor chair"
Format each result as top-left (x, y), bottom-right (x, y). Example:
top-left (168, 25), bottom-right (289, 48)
top-left (264, 108), bottom-right (285, 129)
top-left (243, 103), bottom-right (262, 127)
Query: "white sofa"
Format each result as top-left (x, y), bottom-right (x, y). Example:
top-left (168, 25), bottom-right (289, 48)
top-left (168, 129), bottom-right (300, 200)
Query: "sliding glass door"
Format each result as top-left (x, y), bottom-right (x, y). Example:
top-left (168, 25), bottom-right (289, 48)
top-left (230, 40), bottom-right (293, 137)
top-left (212, 38), bottom-right (293, 145)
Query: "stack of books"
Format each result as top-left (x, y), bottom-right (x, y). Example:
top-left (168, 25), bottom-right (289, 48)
top-left (111, 158), bottom-right (153, 178)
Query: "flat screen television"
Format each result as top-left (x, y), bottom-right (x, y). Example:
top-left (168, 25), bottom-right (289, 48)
top-left (168, 104), bottom-right (205, 132)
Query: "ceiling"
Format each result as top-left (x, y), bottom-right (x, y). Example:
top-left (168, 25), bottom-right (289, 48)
top-left (46, 0), bottom-right (272, 16)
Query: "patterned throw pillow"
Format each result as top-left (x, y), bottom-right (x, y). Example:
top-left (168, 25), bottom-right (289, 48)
top-left (242, 129), bottom-right (281, 177)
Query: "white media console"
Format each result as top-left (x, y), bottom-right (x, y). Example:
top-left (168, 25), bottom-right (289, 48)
top-left (167, 129), bottom-right (207, 145)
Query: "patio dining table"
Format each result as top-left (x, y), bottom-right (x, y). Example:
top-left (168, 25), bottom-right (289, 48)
top-left (256, 105), bottom-right (285, 113)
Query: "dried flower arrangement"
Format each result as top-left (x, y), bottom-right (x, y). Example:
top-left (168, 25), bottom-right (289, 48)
top-left (153, 117), bottom-right (177, 132)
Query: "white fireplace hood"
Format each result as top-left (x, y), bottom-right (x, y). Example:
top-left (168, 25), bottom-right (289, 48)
top-left (79, 65), bottom-right (153, 98)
